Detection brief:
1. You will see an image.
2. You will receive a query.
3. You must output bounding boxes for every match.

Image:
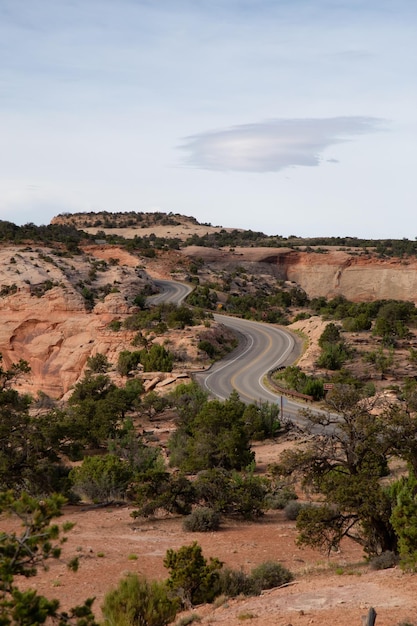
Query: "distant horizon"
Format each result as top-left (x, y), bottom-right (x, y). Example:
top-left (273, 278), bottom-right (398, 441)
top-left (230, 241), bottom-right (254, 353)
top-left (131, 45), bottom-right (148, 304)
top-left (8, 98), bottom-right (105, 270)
top-left (4, 208), bottom-right (416, 242)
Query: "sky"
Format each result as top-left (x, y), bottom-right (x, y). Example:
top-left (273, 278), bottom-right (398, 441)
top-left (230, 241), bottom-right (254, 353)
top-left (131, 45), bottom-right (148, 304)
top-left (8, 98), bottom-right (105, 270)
top-left (0, 0), bottom-right (416, 238)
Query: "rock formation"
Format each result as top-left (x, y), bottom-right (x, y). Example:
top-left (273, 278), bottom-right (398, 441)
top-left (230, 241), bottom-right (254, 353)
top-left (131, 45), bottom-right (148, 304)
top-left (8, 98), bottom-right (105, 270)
top-left (182, 246), bottom-right (417, 303)
top-left (0, 244), bottom-right (154, 398)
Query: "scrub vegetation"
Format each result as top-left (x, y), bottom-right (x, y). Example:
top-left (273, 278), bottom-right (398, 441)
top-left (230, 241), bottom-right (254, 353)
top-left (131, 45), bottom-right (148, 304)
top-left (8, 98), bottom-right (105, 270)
top-left (3, 211), bottom-right (417, 623)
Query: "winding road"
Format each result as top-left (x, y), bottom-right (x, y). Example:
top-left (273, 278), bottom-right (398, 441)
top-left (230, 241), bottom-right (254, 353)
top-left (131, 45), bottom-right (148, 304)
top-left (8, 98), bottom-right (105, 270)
top-left (195, 315), bottom-right (299, 403)
top-left (195, 314), bottom-right (314, 427)
top-left (147, 280), bottom-right (193, 305)
top-left (150, 279), bottom-right (312, 425)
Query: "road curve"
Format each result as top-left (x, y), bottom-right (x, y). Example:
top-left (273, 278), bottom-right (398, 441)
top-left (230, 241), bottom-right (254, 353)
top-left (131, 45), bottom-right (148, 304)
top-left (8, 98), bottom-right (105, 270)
top-left (195, 315), bottom-right (320, 428)
top-left (149, 279), bottom-right (311, 424)
top-left (195, 315), bottom-right (301, 404)
top-left (150, 279), bottom-right (329, 429)
top-left (147, 279), bottom-right (193, 305)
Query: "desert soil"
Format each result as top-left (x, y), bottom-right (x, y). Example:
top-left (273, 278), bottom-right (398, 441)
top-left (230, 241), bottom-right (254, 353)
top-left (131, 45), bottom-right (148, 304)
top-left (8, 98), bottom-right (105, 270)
top-left (5, 437), bottom-right (417, 626)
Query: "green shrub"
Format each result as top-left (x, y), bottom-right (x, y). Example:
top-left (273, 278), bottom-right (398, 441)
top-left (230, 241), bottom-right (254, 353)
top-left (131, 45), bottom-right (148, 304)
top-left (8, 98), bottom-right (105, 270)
top-left (164, 542), bottom-right (223, 607)
top-left (168, 392), bottom-right (254, 473)
top-left (86, 353), bottom-right (110, 373)
top-left (175, 614), bottom-right (201, 626)
top-left (283, 500), bottom-right (303, 520)
top-left (183, 508), bottom-right (221, 532)
top-left (132, 293), bottom-right (146, 309)
top-left (243, 402), bottom-right (281, 440)
top-left (266, 486), bottom-right (297, 510)
top-left (302, 378), bottom-right (324, 400)
top-left (249, 561), bottom-right (293, 591)
top-left (198, 340), bottom-right (218, 358)
top-left (217, 568), bottom-right (257, 598)
top-left (108, 319), bottom-right (122, 331)
top-left (141, 248), bottom-right (156, 258)
top-left (69, 454), bottom-right (135, 503)
top-left (132, 471), bottom-right (195, 518)
top-left (318, 322), bottom-right (342, 347)
top-left (218, 561), bottom-right (294, 598)
top-left (342, 314), bottom-right (372, 332)
top-left (141, 344), bottom-right (174, 372)
top-left (117, 350), bottom-right (142, 376)
top-left (229, 471), bottom-right (269, 519)
top-left (167, 305), bottom-right (195, 329)
top-left (101, 574), bottom-right (179, 626)
top-left (273, 366), bottom-right (324, 400)
top-left (317, 342), bottom-right (349, 370)
top-left (193, 469), bottom-right (268, 520)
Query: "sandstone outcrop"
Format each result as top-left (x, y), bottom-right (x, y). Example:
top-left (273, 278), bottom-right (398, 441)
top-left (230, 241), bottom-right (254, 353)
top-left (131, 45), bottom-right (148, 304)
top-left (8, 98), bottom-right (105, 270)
top-left (0, 244), bottom-right (154, 398)
top-left (284, 249), bottom-right (417, 302)
top-left (182, 246), bottom-right (417, 303)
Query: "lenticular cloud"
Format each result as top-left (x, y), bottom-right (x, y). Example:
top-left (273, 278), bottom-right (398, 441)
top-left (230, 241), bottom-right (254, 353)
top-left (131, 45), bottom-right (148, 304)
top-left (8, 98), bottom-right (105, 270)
top-left (179, 116), bottom-right (383, 173)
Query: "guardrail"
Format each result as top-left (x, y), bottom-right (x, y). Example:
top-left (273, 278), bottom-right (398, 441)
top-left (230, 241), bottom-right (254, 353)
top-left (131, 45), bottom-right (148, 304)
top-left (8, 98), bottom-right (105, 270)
top-left (267, 369), bottom-right (314, 403)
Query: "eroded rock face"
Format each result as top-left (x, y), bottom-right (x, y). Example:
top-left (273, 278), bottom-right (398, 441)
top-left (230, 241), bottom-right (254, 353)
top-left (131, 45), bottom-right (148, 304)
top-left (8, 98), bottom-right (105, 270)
top-left (0, 244), bottom-right (153, 398)
top-left (1, 305), bottom-right (127, 398)
top-left (182, 246), bottom-right (417, 303)
top-left (281, 250), bottom-right (417, 302)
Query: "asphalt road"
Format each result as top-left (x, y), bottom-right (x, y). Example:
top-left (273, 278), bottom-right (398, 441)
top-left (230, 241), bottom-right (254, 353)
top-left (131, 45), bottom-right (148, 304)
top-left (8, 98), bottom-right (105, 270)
top-left (147, 279), bottom-right (193, 305)
top-left (195, 315), bottom-right (299, 403)
top-left (150, 279), bottom-right (329, 430)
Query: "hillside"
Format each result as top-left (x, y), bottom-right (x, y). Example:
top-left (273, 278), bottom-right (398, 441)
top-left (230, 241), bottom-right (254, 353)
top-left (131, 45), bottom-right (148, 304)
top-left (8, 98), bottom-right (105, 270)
top-left (0, 240), bottom-right (228, 398)
top-left (51, 210), bottom-right (234, 241)
top-left (1, 211), bottom-right (417, 397)
top-left (54, 210), bottom-right (417, 304)
top-left (181, 245), bottom-right (417, 303)
top-left (2, 211), bottom-right (417, 625)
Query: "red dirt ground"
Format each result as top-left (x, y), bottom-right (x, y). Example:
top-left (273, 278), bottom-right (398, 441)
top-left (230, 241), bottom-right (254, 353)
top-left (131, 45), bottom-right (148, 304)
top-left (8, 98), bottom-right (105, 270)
top-left (4, 439), bottom-right (417, 626)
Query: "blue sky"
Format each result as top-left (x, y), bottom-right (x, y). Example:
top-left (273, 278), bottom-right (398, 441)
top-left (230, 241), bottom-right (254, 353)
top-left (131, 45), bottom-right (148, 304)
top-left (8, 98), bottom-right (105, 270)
top-left (0, 0), bottom-right (416, 238)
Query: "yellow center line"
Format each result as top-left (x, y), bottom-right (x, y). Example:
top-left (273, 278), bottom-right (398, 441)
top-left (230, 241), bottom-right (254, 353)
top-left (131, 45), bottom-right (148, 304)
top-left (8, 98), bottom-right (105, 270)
top-left (230, 327), bottom-right (274, 396)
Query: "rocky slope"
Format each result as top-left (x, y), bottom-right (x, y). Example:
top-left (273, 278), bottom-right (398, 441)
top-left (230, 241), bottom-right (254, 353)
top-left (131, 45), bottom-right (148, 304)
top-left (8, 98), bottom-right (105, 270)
top-left (284, 249), bottom-right (417, 303)
top-left (0, 242), bottom-right (209, 398)
top-left (182, 246), bottom-right (417, 303)
top-left (3, 211), bottom-right (417, 398)
top-left (0, 244), bottom-right (146, 397)
top-left (54, 211), bottom-right (417, 303)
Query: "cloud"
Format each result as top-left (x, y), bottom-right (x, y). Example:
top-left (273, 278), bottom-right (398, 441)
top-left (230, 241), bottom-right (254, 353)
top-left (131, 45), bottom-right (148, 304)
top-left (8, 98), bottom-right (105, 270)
top-left (179, 117), bottom-right (384, 172)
